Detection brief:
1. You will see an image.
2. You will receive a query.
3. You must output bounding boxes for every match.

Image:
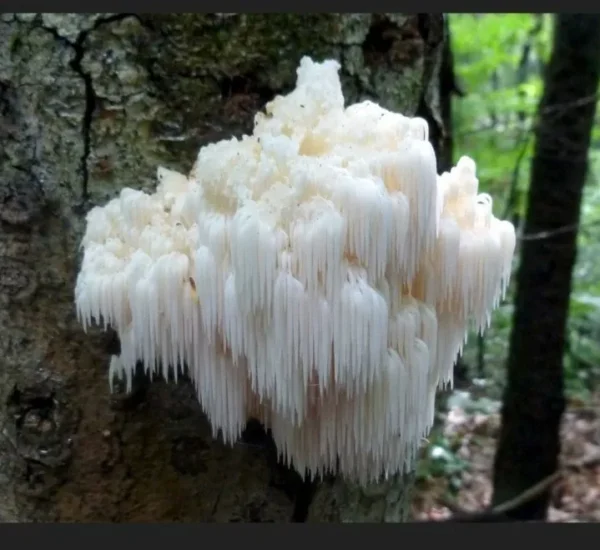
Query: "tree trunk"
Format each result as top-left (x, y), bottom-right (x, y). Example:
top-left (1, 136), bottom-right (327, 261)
top-left (435, 15), bottom-right (461, 175)
top-left (492, 14), bottom-right (600, 520)
top-left (0, 13), bottom-right (445, 522)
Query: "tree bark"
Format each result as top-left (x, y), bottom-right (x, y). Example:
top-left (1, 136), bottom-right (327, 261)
top-left (433, 15), bottom-right (461, 175)
top-left (492, 14), bottom-right (600, 520)
top-left (0, 13), bottom-right (444, 522)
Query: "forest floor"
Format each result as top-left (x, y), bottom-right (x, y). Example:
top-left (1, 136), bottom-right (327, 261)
top-left (410, 389), bottom-right (600, 522)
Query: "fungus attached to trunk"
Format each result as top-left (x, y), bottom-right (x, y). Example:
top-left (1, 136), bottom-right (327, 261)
top-left (75, 57), bottom-right (516, 485)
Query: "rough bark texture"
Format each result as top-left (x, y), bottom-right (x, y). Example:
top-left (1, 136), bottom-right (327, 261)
top-left (0, 13), bottom-right (443, 522)
top-left (492, 14), bottom-right (600, 520)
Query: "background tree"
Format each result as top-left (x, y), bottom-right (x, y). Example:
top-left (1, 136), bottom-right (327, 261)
top-left (491, 14), bottom-right (600, 520)
top-left (0, 13), bottom-right (446, 522)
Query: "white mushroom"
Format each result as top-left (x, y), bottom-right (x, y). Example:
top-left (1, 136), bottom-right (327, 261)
top-left (75, 56), bottom-right (516, 485)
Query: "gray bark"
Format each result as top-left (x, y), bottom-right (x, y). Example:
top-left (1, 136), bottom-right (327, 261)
top-left (0, 13), bottom-right (444, 522)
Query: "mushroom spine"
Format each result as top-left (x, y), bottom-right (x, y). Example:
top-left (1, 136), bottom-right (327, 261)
top-left (75, 57), bottom-right (516, 485)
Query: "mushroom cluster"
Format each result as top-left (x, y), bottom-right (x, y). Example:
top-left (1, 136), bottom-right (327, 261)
top-left (75, 57), bottom-right (516, 485)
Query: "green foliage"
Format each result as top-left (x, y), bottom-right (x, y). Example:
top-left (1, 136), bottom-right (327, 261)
top-left (416, 428), bottom-right (468, 493)
top-left (415, 393), bottom-right (498, 491)
top-left (450, 14), bottom-right (552, 217)
top-left (449, 14), bottom-right (600, 400)
top-left (565, 168), bottom-right (600, 398)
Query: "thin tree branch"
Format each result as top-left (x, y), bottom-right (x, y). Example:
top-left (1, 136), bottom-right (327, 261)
top-left (518, 217), bottom-right (600, 241)
top-left (492, 470), bottom-right (560, 515)
top-left (455, 93), bottom-right (600, 139)
top-left (438, 470), bottom-right (562, 522)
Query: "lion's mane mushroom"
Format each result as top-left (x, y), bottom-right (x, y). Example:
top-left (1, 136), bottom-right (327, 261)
top-left (75, 57), bottom-right (516, 485)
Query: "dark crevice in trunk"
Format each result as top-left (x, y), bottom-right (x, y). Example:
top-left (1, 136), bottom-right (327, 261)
top-left (240, 418), bottom-right (317, 522)
top-left (38, 14), bottom-right (137, 201)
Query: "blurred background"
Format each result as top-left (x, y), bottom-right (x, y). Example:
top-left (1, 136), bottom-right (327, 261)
top-left (410, 13), bottom-right (600, 522)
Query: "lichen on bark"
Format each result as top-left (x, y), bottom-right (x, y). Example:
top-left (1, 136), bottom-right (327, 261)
top-left (0, 13), bottom-right (444, 522)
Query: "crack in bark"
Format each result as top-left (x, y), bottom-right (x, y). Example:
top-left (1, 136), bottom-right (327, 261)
top-left (37, 14), bottom-right (137, 200)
